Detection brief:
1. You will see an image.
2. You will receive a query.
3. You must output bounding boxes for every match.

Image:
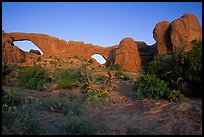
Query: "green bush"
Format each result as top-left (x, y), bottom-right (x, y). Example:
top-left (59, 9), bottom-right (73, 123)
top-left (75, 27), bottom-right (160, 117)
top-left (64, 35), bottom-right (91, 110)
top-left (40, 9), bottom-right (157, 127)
top-left (54, 68), bottom-right (81, 89)
top-left (95, 74), bottom-right (107, 81)
top-left (62, 115), bottom-right (102, 135)
top-left (2, 64), bottom-right (16, 84)
top-left (167, 90), bottom-right (185, 103)
top-left (88, 59), bottom-right (94, 64)
top-left (86, 89), bottom-right (110, 103)
top-left (115, 69), bottom-right (124, 78)
top-left (183, 40), bottom-right (202, 96)
top-left (19, 66), bottom-right (50, 90)
top-left (2, 89), bottom-right (41, 135)
top-left (2, 89), bottom-right (23, 107)
top-left (134, 75), bottom-right (170, 100)
top-left (110, 64), bottom-right (122, 71)
top-left (122, 74), bottom-right (131, 80)
top-left (147, 40), bottom-right (202, 97)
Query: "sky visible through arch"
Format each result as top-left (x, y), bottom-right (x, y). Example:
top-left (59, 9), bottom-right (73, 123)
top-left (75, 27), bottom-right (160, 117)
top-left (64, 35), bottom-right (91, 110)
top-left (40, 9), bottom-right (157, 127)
top-left (2, 2), bottom-right (202, 64)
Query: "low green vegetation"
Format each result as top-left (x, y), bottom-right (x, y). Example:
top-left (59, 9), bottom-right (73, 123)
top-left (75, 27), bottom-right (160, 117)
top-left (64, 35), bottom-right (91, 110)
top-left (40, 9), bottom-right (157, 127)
top-left (147, 40), bottom-right (202, 97)
top-left (2, 89), bottom-right (41, 135)
top-left (110, 64), bottom-right (122, 71)
top-left (167, 90), bottom-right (185, 103)
top-left (61, 115), bottom-right (103, 135)
top-left (134, 40), bottom-right (202, 102)
top-left (2, 88), bottom-right (104, 135)
top-left (54, 68), bottom-right (82, 89)
top-left (18, 66), bottom-right (50, 90)
top-left (88, 59), bottom-right (94, 64)
top-left (133, 74), bottom-right (185, 102)
top-left (134, 74), bottom-right (170, 100)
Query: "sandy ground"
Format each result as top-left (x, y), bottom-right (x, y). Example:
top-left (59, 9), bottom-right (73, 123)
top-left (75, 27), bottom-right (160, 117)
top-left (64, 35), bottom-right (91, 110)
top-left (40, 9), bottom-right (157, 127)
top-left (2, 79), bottom-right (202, 135)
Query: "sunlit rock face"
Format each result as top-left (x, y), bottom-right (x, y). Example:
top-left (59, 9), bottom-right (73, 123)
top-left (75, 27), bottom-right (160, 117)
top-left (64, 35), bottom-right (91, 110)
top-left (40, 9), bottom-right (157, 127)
top-left (114, 37), bottom-right (141, 71)
top-left (2, 31), bottom-right (25, 64)
top-left (2, 13), bottom-right (202, 70)
top-left (153, 13), bottom-right (202, 55)
top-left (169, 13), bottom-right (202, 52)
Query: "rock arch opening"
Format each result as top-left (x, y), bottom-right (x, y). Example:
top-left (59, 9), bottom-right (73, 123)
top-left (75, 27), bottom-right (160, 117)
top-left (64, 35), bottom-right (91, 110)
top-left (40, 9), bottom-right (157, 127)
top-left (91, 54), bottom-right (106, 64)
top-left (13, 40), bottom-right (43, 55)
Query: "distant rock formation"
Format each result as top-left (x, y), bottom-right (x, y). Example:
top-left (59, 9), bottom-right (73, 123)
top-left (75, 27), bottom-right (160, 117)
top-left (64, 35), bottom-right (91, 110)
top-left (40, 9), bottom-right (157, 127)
top-left (106, 38), bottom-right (141, 70)
top-left (2, 13), bottom-right (202, 70)
top-left (153, 13), bottom-right (202, 54)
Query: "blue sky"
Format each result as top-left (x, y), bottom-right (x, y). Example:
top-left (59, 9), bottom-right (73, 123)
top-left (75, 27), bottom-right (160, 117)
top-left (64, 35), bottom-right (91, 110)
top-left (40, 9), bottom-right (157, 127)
top-left (2, 2), bottom-right (202, 64)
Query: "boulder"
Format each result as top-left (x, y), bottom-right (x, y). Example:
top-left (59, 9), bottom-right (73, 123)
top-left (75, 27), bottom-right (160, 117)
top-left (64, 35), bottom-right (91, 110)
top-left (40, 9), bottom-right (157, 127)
top-left (153, 21), bottom-right (170, 54)
top-left (114, 38), bottom-right (141, 70)
top-left (169, 13), bottom-right (202, 52)
top-left (153, 13), bottom-right (202, 54)
top-left (2, 31), bottom-right (25, 64)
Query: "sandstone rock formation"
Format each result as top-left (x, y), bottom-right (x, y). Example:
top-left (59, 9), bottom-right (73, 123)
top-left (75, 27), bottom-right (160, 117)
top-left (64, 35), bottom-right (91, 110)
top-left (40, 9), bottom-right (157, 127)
top-left (153, 13), bottom-right (202, 54)
top-left (153, 21), bottom-right (170, 54)
top-left (169, 13), bottom-right (202, 52)
top-left (2, 31), bottom-right (25, 64)
top-left (2, 13), bottom-right (202, 71)
top-left (106, 38), bottom-right (141, 71)
top-left (7, 32), bottom-right (115, 61)
top-left (136, 41), bottom-right (156, 69)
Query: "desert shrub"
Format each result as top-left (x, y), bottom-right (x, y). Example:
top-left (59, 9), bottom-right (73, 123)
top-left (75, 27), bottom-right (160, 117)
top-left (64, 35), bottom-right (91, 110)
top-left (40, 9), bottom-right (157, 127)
top-left (2, 64), bottom-right (16, 84)
top-left (58, 91), bottom-right (66, 97)
top-left (62, 115), bottom-right (103, 135)
top-left (147, 40), bottom-right (202, 97)
top-left (122, 74), bottom-right (131, 80)
top-left (110, 64), bottom-right (122, 71)
top-left (57, 78), bottom-right (78, 89)
top-left (88, 59), bottom-right (94, 64)
top-left (2, 89), bottom-right (23, 107)
top-left (36, 57), bottom-right (41, 62)
top-left (134, 74), bottom-right (170, 100)
top-left (54, 68), bottom-right (81, 89)
top-left (2, 89), bottom-right (41, 135)
top-left (182, 40), bottom-right (202, 96)
top-left (167, 90), bottom-right (185, 103)
top-left (18, 114), bottom-right (41, 135)
top-left (115, 69), bottom-right (124, 78)
top-left (63, 101), bottom-right (83, 116)
top-left (95, 74), bottom-right (107, 81)
top-left (2, 89), bottom-right (21, 127)
top-left (85, 88), bottom-right (110, 105)
top-left (19, 66), bottom-right (50, 90)
top-left (45, 97), bottom-right (82, 116)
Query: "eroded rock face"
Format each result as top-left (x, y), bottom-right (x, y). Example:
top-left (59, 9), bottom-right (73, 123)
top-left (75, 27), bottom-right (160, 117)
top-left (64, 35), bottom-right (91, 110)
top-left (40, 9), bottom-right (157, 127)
top-left (153, 21), bottom-right (171, 54)
top-left (6, 32), bottom-right (115, 61)
top-left (169, 13), bottom-right (202, 52)
top-left (114, 38), bottom-right (141, 70)
top-left (153, 13), bottom-right (202, 54)
top-left (2, 31), bottom-right (25, 64)
top-left (3, 13), bottom-right (201, 70)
